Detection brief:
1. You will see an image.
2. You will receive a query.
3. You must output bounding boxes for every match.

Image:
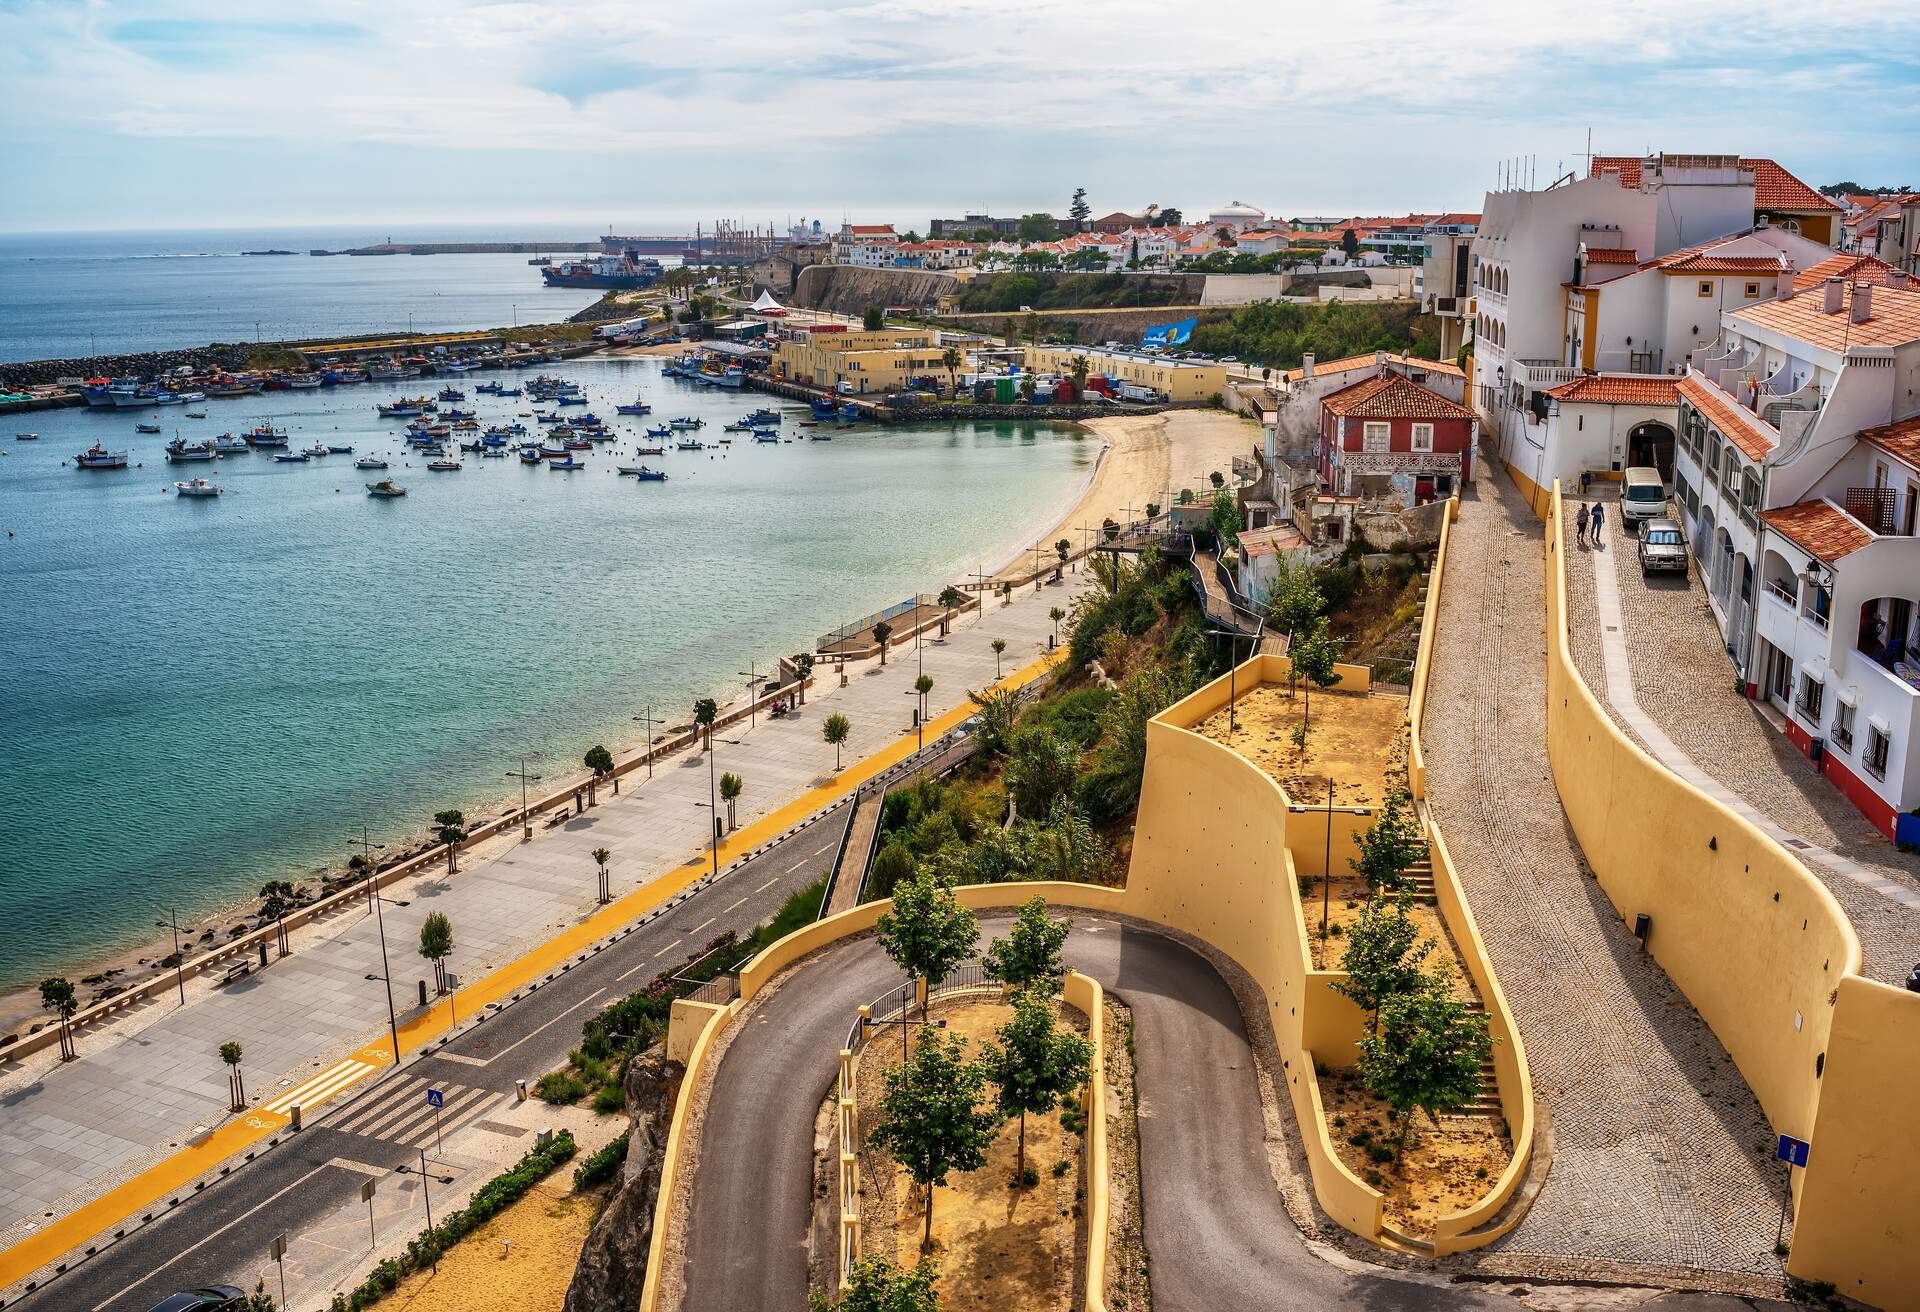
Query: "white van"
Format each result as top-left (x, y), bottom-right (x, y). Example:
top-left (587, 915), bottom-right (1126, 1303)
top-left (1620, 466), bottom-right (1668, 528)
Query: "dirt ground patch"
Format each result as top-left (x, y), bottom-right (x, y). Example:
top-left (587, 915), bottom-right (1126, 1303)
top-left (1318, 1065), bottom-right (1510, 1240)
top-left (1192, 684), bottom-right (1409, 807)
top-left (378, 1174), bottom-right (601, 1312)
top-left (854, 993), bottom-right (1088, 1311)
top-left (1303, 878), bottom-right (1474, 995)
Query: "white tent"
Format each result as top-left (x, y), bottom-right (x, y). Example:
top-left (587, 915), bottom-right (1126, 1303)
top-left (750, 290), bottom-right (790, 317)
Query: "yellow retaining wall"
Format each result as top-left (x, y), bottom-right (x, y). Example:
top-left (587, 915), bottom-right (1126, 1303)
top-left (1542, 483), bottom-right (1918, 1311)
top-left (1407, 496), bottom-right (1459, 798)
top-left (1064, 970), bottom-right (1111, 1312)
top-left (642, 998), bottom-right (737, 1312)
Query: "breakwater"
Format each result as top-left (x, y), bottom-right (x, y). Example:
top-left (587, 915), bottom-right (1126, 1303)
top-left (0, 344), bottom-right (256, 391)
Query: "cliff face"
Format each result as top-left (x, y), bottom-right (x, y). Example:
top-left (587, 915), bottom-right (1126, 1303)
top-left (563, 1049), bottom-right (681, 1312)
top-left (791, 265), bottom-right (959, 314)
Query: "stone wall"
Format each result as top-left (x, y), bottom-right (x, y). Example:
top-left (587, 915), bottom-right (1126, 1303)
top-left (0, 345), bottom-right (256, 390)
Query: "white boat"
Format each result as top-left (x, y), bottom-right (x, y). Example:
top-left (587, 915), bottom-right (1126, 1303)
top-left (14, 432), bottom-right (37, 441)
top-left (173, 477), bottom-right (223, 498)
top-left (354, 457), bottom-right (388, 470)
top-left (184, 409), bottom-right (208, 418)
top-left (213, 434), bottom-right (250, 454)
top-left (135, 422), bottom-right (163, 434)
top-left (175, 391), bottom-right (206, 403)
top-left (165, 439), bottom-right (216, 462)
top-left (366, 479), bottom-right (406, 498)
top-left (74, 444), bottom-right (130, 469)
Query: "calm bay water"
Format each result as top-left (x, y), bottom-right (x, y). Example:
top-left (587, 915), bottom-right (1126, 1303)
top-left (0, 226), bottom-right (612, 362)
top-left (0, 357), bottom-right (1091, 984)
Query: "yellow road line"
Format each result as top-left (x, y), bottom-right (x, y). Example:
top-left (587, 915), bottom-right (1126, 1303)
top-left (0, 645), bottom-right (1063, 1291)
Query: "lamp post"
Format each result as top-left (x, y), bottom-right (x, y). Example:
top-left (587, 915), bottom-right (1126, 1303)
top-left (352, 824), bottom-right (385, 914)
top-left (370, 890), bottom-right (402, 1067)
top-left (506, 751), bottom-right (545, 842)
top-left (155, 912), bottom-right (186, 1006)
top-left (633, 705), bottom-right (665, 779)
top-left (737, 661), bottom-right (759, 729)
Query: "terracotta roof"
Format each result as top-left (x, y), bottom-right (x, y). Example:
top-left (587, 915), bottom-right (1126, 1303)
top-left (1590, 156), bottom-right (1841, 213)
top-left (1321, 373), bottom-right (1475, 421)
top-left (1759, 500), bottom-right (1874, 562)
top-left (1792, 253), bottom-right (1900, 290)
top-left (1545, 375), bottom-right (1683, 405)
top-left (1856, 415), bottom-right (1920, 471)
top-left (1584, 247), bottom-right (1640, 264)
top-left (846, 225), bottom-right (896, 235)
top-left (1677, 373), bottom-right (1778, 461)
top-left (1279, 353), bottom-right (1462, 383)
top-left (1658, 254), bottom-right (1788, 275)
top-left (1730, 281), bottom-right (1920, 352)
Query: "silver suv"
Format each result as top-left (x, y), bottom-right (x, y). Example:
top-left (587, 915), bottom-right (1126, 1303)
top-left (1637, 518), bottom-right (1689, 576)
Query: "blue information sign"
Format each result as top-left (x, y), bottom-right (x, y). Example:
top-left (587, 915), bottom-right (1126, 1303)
top-left (1775, 1133), bottom-right (1810, 1168)
top-left (426, 1087), bottom-right (445, 1109)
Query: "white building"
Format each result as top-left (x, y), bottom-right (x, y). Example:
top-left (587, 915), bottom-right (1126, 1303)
top-left (830, 224), bottom-right (900, 267)
top-left (1207, 202), bottom-right (1268, 232)
top-left (1671, 272), bottom-right (1920, 840)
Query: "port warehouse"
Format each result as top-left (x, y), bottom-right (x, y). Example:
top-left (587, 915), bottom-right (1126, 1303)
top-left (1023, 344), bottom-right (1227, 401)
top-left (771, 328), bottom-right (1229, 400)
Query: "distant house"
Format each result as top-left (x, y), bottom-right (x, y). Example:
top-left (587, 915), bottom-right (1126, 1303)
top-left (1090, 211), bottom-right (1142, 234)
top-left (831, 224), bottom-right (900, 267)
top-left (1318, 372), bottom-right (1476, 505)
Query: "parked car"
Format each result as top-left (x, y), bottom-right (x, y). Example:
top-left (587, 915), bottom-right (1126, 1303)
top-left (144, 1288), bottom-right (245, 1312)
top-left (1619, 465), bottom-right (1668, 528)
top-left (1637, 518), bottom-right (1689, 576)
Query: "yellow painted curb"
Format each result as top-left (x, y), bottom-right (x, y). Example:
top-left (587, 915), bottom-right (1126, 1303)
top-left (0, 645), bottom-right (1065, 1293)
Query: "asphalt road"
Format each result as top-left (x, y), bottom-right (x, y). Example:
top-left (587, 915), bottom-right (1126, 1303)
top-left (677, 916), bottom-right (1779, 1312)
top-left (16, 807), bottom-right (850, 1312)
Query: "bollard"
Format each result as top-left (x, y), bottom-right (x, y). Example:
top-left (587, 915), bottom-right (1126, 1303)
top-left (418, 979), bottom-right (429, 1008)
top-left (258, 941), bottom-right (268, 969)
top-left (290, 1104), bottom-right (302, 1132)
top-left (516, 1078), bottom-right (528, 1102)
top-left (535, 1127), bottom-right (553, 1151)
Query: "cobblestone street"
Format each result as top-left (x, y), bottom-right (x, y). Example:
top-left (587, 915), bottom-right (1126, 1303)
top-left (1422, 452), bottom-right (1784, 1277)
top-left (1560, 484), bottom-right (1920, 985)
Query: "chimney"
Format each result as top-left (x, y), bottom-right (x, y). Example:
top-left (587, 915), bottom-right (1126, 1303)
top-left (1777, 260), bottom-right (1796, 300)
top-left (1850, 283), bottom-right (1874, 324)
top-left (1375, 349), bottom-right (1389, 372)
top-left (1892, 269), bottom-right (1912, 290)
top-left (1301, 353), bottom-right (1316, 380)
top-left (1823, 276), bottom-right (1846, 314)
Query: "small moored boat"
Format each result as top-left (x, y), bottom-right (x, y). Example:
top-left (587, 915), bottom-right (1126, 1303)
top-left (366, 479), bottom-right (406, 498)
top-left (427, 459), bottom-right (462, 471)
top-left (548, 456), bottom-right (587, 471)
top-left (173, 477), bottom-right (223, 498)
top-left (355, 457), bottom-right (389, 470)
top-left (135, 422), bottom-right (163, 434)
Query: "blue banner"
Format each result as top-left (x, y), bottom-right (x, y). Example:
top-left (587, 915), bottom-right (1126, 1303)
top-left (1141, 317), bottom-right (1198, 348)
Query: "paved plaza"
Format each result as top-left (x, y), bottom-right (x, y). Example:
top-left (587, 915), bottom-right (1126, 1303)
top-left (1422, 454), bottom-right (1785, 1277)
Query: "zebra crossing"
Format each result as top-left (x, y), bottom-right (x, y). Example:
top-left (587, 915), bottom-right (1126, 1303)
top-left (323, 1074), bottom-right (502, 1150)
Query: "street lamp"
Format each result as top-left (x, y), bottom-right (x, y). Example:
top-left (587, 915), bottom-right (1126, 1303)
top-left (367, 889), bottom-right (406, 1067)
top-left (351, 824), bottom-right (385, 913)
top-left (507, 751), bottom-right (545, 841)
top-left (633, 705), bottom-right (665, 779)
top-left (737, 661), bottom-right (759, 729)
top-left (155, 912), bottom-right (186, 1006)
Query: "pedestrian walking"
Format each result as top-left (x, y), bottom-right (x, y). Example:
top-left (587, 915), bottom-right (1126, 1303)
top-left (1575, 503), bottom-right (1590, 544)
top-left (1590, 501), bottom-right (1606, 544)
top-left (1580, 470), bottom-right (1593, 496)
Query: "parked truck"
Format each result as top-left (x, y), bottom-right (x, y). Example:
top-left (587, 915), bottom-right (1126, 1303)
top-left (1114, 381), bottom-right (1163, 403)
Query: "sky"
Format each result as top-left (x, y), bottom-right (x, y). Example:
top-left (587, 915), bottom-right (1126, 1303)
top-left (1, 0), bottom-right (1916, 236)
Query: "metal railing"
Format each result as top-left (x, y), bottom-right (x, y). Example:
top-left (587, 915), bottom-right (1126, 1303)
top-left (818, 594), bottom-right (942, 649)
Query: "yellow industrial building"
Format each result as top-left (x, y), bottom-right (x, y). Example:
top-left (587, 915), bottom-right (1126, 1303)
top-left (1022, 345), bottom-right (1226, 402)
top-left (771, 328), bottom-right (951, 394)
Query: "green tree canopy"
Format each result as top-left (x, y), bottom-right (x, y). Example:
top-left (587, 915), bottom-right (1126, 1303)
top-left (823, 711), bottom-right (852, 768)
top-left (1350, 788), bottom-right (1425, 898)
top-left (1005, 725), bottom-right (1080, 818)
top-left (1333, 895), bottom-right (1434, 1032)
top-left (870, 838), bottom-right (918, 901)
top-left (981, 896), bottom-right (1071, 993)
top-left (1016, 212), bottom-right (1060, 243)
top-left (808, 1253), bottom-right (941, 1312)
top-left (867, 1025), bottom-right (1001, 1246)
top-left (418, 911), bottom-right (454, 990)
top-left (1209, 491), bottom-right (1243, 542)
top-left (1267, 557), bottom-right (1326, 637)
top-left (1068, 188), bottom-right (1090, 223)
top-left (220, 1039), bottom-right (243, 1068)
top-left (966, 686), bottom-right (1020, 757)
top-left (863, 304), bottom-right (885, 332)
top-left (1357, 971), bottom-right (1493, 1158)
top-left (979, 989), bottom-right (1092, 1178)
top-left (584, 744), bottom-right (614, 777)
top-left (876, 870), bottom-right (979, 1007)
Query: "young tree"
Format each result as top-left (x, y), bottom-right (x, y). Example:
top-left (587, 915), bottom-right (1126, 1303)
top-left (220, 1039), bottom-right (246, 1110)
top-left (940, 346), bottom-right (962, 397)
top-left (259, 879), bottom-right (298, 956)
top-left (807, 1253), bottom-right (941, 1312)
top-left (418, 911), bottom-right (454, 994)
top-left (719, 772), bottom-right (743, 831)
top-left (1267, 557), bottom-right (1326, 638)
top-left (870, 838), bottom-right (918, 901)
top-left (434, 809), bottom-right (467, 873)
top-left (1209, 469), bottom-right (1225, 489)
top-left (1357, 972), bottom-right (1493, 1160)
top-left (876, 870), bottom-right (979, 1017)
top-left (872, 619), bottom-right (893, 665)
top-left (823, 712), bottom-right (852, 769)
top-left (991, 637), bottom-right (1008, 676)
top-left (1054, 538), bottom-right (1071, 572)
top-left (1209, 491), bottom-right (1243, 543)
top-left (869, 1025), bottom-right (1000, 1248)
top-left (39, 977), bottom-right (77, 1060)
top-left (862, 304), bottom-right (885, 332)
top-left (1290, 616), bottom-right (1342, 729)
top-left (1350, 788), bottom-right (1425, 899)
top-left (999, 580), bottom-right (1014, 607)
top-left (1068, 188), bottom-right (1091, 224)
top-left (1048, 606), bottom-right (1065, 646)
top-left (980, 990), bottom-right (1092, 1180)
top-left (1333, 896), bottom-right (1433, 1033)
top-left (590, 846), bottom-right (612, 904)
top-left (981, 895), bottom-right (1071, 993)
top-left (584, 744), bottom-right (614, 803)
top-left (937, 584), bottom-right (966, 636)
top-left (913, 673), bottom-right (934, 725)
top-left (966, 686), bottom-right (1020, 758)
top-left (693, 697), bottom-right (718, 750)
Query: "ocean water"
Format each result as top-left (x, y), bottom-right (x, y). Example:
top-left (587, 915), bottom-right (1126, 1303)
top-left (0, 226), bottom-right (619, 362)
top-left (0, 358), bottom-right (1092, 984)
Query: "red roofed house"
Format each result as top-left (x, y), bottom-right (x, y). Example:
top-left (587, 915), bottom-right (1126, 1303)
top-left (1317, 372), bottom-right (1476, 505)
top-left (1589, 155), bottom-right (1844, 246)
top-left (831, 223), bottom-right (901, 267)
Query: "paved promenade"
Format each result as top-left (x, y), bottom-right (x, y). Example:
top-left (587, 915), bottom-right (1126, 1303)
top-left (1561, 484), bottom-right (1920, 985)
top-left (1421, 455), bottom-right (1784, 1278)
top-left (0, 568), bottom-right (1089, 1287)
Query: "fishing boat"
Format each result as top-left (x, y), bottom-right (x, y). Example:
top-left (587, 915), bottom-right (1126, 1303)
top-left (287, 373), bottom-right (322, 390)
top-left (548, 456), bottom-right (587, 471)
top-left (723, 420), bottom-right (753, 433)
top-left (839, 404), bottom-right (861, 422)
top-left (206, 378), bottom-right (262, 398)
top-left (810, 397), bottom-right (838, 418)
top-left (327, 444), bottom-right (355, 454)
top-left (494, 385), bottom-right (522, 398)
top-left (135, 422), bottom-right (163, 434)
top-left (245, 424), bottom-right (289, 448)
top-left (13, 432), bottom-right (36, 441)
top-left (635, 444), bottom-right (665, 456)
top-left (355, 457), bottom-right (389, 470)
top-left (669, 417), bottom-right (703, 430)
top-left (519, 448), bottom-right (543, 464)
top-left (437, 386), bottom-right (465, 402)
top-left (645, 425), bottom-right (672, 439)
top-left (273, 452), bottom-right (310, 463)
top-left (165, 438), bottom-right (216, 461)
top-left (184, 409), bottom-right (208, 419)
top-left (675, 438), bottom-right (704, 451)
top-left (151, 391), bottom-right (184, 405)
top-left (416, 444), bottom-right (449, 457)
top-left (615, 396), bottom-right (651, 415)
top-left (173, 477), bottom-right (223, 497)
top-left (213, 434), bottom-right (250, 455)
top-left (427, 459), bottom-right (462, 472)
top-left (74, 444), bottom-right (130, 469)
top-left (810, 432), bottom-right (833, 441)
top-left (301, 443), bottom-right (330, 457)
top-left (744, 407), bottom-right (780, 425)
top-left (377, 398), bottom-right (427, 418)
top-left (752, 430), bottom-right (779, 443)
top-left (698, 365), bottom-right (746, 389)
top-left (366, 479), bottom-right (406, 498)
top-left (175, 390), bottom-right (206, 403)
top-left (443, 408), bottom-right (477, 421)
top-left (538, 441), bottom-right (568, 459)
top-left (556, 393), bottom-right (588, 406)
top-left (632, 467), bottom-right (667, 481)
top-left (564, 438), bottom-right (593, 451)
top-left (479, 447), bottom-right (508, 458)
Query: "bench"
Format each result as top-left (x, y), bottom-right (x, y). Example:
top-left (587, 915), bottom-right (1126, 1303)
top-left (220, 962), bottom-right (254, 986)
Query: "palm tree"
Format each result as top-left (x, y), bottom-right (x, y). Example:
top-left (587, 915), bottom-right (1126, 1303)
top-left (823, 713), bottom-right (851, 770)
top-left (1068, 355), bottom-right (1090, 399)
top-left (434, 810), bottom-right (467, 874)
top-left (719, 772), bottom-right (743, 830)
top-left (693, 697), bottom-right (718, 751)
top-left (872, 620), bottom-right (893, 665)
top-left (940, 346), bottom-right (963, 397)
top-left (590, 846), bottom-right (612, 904)
top-left (39, 977), bottom-right (77, 1061)
top-left (220, 1040), bottom-right (246, 1111)
top-left (992, 638), bottom-right (1008, 678)
top-left (1049, 606), bottom-right (1065, 646)
top-left (584, 744), bottom-right (614, 803)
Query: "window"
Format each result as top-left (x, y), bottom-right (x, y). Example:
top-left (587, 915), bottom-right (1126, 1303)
top-left (1804, 584), bottom-right (1832, 628)
top-left (1798, 675), bottom-right (1824, 722)
top-left (1411, 422), bottom-right (1434, 452)
top-left (1865, 725), bottom-right (1891, 778)
top-left (1362, 422), bottom-right (1390, 452)
top-left (1698, 281), bottom-right (1714, 297)
top-left (1832, 702), bottom-right (1855, 751)
top-left (1745, 282), bottom-right (1761, 298)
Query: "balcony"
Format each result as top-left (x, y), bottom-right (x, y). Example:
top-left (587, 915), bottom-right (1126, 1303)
top-left (1478, 284), bottom-right (1507, 309)
top-left (1763, 578), bottom-right (1798, 608)
top-left (1843, 487), bottom-right (1898, 534)
top-left (1514, 359), bottom-right (1582, 389)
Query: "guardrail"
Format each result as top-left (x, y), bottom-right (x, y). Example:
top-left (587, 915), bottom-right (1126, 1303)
top-left (818, 594), bottom-right (942, 650)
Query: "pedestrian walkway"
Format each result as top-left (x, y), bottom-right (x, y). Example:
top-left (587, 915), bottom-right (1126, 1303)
top-left (0, 569), bottom-right (1089, 1285)
top-left (1562, 485), bottom-right (1920, 985)
top-left (1420, 453), bottom-right (1784, 1278)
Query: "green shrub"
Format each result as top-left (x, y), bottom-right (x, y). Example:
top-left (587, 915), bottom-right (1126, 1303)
top-left (1052, 1159), bottom-right (1071, 1177)
top-left (591, 1081), bottom-right (627, 1114)
top-left (573, 1133), bottom-right (629, 1189)
top-left (1016, 1166), bottom-right (1040, 1189)
top-left (535, 1072), bottom-right (587, 1105)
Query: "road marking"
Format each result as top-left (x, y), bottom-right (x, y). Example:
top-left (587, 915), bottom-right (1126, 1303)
top-left (756, 877), bottom-right (779, 892)
top-left (620, 940), bottom-right (682, 981)
top-left (262, 1059), bottom-right (374, 1115)
top-left (482, 987), bottom-right (606, 1063)
top-left (437, 1051), bottom-right (489, 1067)
top-left (783, 856), bottom-right (812, 874)
top-left (90, 1161), bottom-right (342, 1311)
top-left (723, 897), bottom-right (746, 913)
top-left (691, 917), bottom-right (714, 934)
top-left (331, 1077), bottom-right (425, 1137)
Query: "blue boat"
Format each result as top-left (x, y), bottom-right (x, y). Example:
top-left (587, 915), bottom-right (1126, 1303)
top-left (632, 467), bottom-right (667, 481)
top-left (548, 456), bottom-right (587, 470)
top-left (810, 433), bottom-right (833, 441)
top-left (752, 430), bottom-right (779, 443)
top-left (839, 404), bottom-right (861, 422)
top-left (810, 397), bottom-right (837, 417)
top-left (745, 407), bottom-right (780, 425)
top-left (645, 425), bottom-right (672, 438)
top-left (519, 448), bottom-right (542, 464)
top-left (273, 452), bottom-right (310, 463)
top-left (557, 394), bottom-right (587, 406)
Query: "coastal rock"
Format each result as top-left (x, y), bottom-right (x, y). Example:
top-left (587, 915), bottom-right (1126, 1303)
top-left (563, 1048), bottom-right (681, 1312)
top-left (0, 345), bottom-right (255, 391)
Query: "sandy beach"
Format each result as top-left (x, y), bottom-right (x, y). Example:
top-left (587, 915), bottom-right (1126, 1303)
top-left (991, 408), bottom-right (1261, 579)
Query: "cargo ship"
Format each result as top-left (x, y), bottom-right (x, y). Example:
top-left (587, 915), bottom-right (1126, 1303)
top-left (540, 250), bottom-right (663, 289)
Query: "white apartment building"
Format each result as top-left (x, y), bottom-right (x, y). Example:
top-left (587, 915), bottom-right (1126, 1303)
top-left (830, 224), bottom-right (900, 267)
top-left (1670, 272), bottom-right (1920, 840)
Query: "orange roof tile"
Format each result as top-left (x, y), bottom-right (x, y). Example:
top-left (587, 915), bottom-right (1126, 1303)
top-left (1730, 281), bottom-right (1920, 352)
top-left (1856, 416), bottom-right (1920, 471)
top-left (1280, 353), bottom-right (1462, 383)
top-left (1545, 375), bottom-right (1682, 406)
top-left (1590, 156), bottom-right (1841, 213)
top-left (1759, 500), bottom-right (1874, 562)
top-left (1659, 254), bottom-right (1788, 275)
top-left (1792, 253), bottom-right (1899, 290)
top-left (1321, 373), bottom-right (1475, 421)
top-left (1584, 247), bottom-right (1640, 264)
top-left (1678, 373), bottom-right (1778, 461)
